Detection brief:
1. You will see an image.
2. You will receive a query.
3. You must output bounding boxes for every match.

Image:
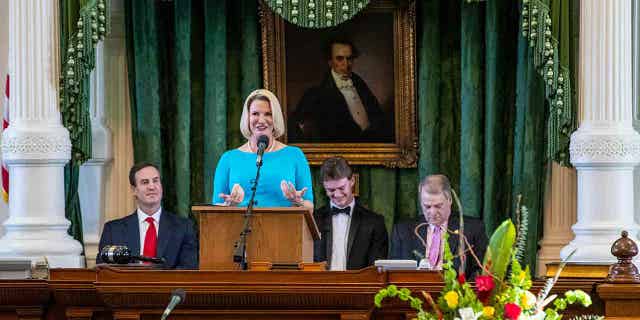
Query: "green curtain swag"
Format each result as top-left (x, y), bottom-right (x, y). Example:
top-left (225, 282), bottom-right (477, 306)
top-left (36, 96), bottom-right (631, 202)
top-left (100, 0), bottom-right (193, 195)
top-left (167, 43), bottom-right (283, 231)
top-left (59, 0), bottom-right (110, 244)
top-left (263, 0), bottom-right (370, 28)
top-left (60, 0), bottom-right (110, 164)
top-left (264, 0), bottom-right (485, 29)
top-left (521, 0), bottom-right (574, 166)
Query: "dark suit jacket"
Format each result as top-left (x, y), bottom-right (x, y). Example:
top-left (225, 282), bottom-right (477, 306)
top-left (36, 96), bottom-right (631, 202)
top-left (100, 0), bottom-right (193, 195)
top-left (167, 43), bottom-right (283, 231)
top-left (313, 202), bottom-right (389, 270)
top-left (96, 210), bottom-right (198, 269)
top-left (390, 213), bottom-right (488, 278)
top-left (291, 71), bottom-right (392, 142)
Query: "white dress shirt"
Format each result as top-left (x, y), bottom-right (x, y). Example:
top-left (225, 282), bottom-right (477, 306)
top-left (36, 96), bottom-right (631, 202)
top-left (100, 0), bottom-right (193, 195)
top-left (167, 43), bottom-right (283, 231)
top-left (137, 207), bottom-right (162, 256)
top-left (330, 199), bottom-right (355, 271)
top-left (331, 69), bottom-right (370, 131)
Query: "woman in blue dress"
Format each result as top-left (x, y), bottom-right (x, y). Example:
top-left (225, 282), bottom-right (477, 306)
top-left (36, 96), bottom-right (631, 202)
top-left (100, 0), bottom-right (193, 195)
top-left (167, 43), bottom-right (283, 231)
top-left (213, 89), bottom-right (313, 209)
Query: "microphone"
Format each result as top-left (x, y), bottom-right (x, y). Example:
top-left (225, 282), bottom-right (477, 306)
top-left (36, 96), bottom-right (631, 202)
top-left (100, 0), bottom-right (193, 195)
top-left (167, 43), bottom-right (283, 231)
top-left (161, 288), bottom-right (186, 320)
top-left (255, 135), bottom-right (269, 166)
top-left (100, 245), bottom-right (165, 265)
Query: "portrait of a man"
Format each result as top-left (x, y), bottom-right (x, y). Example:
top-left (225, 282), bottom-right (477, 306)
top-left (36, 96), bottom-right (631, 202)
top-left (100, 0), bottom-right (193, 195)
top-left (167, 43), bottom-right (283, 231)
top-left (285, 12), bottom-right (395, 144)
top-left (263, 2), bottom-right (418, 166)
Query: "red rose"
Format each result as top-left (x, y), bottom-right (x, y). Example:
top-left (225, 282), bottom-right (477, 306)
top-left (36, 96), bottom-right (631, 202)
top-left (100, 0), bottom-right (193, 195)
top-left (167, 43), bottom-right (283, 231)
top-left (458, 273), bottom-right (466, 285)
top-left (504, 303), bottom-right (522, 320)
top-left (475, 275), bottom-right (495, 292)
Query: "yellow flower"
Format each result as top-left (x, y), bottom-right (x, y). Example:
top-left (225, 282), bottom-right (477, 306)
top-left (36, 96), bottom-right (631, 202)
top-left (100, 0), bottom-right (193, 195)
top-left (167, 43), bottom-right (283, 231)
top-left (518, 270), bottom-right (527, 282)
top-left (482, 306), bottom-right (495, 318)
top-left (444, 291), bottom-right (459, 308)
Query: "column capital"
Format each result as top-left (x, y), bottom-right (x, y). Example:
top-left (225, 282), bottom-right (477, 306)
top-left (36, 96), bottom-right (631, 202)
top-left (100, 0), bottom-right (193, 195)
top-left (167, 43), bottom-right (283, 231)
top-left (570, 129), bottom-right (640, 167)
top-left (1, 127), bottom-right (71, 164)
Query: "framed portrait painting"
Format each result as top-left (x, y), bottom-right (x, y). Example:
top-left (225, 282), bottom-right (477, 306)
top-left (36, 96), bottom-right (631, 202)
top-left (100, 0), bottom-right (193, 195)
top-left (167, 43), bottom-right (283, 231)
top-left (261, 0), bottom-right (417, 167)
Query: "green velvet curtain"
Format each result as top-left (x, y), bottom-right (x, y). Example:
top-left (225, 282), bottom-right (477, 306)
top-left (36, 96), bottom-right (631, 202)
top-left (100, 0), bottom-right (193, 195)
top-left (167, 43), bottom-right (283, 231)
top-left (417, 0), bottom-right (578, 272)
top-left (125, 0), bottom-right (260, 217)
top-left (59, 0), bottom-right (88, 246)
top-left (125, 0), bottom-right (577, 272)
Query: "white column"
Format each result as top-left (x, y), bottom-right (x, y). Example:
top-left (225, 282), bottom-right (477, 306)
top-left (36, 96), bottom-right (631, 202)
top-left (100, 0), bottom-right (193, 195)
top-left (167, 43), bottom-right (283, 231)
top-left (561, 0), bottom-right (640, 262)
top-left (0, 0), bottom-right (83, 267)
top-left (633, 0), bottom-right (640, 231)
top-left (79, 41), bottom-right (113, 267)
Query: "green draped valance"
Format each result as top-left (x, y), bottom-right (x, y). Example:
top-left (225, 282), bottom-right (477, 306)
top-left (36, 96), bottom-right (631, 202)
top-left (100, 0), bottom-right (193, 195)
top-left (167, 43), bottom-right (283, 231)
top-left (263, 0), bottom-right (486, 28)
top-left (60, 0), bottom-right (110, 164)
top-left (521, 0), bottom-right (574, 166)
top-left (263, 0), bottom-right (370, 28)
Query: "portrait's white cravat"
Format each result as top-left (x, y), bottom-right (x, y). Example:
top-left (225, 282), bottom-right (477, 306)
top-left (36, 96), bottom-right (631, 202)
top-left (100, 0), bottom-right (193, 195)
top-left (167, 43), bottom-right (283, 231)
top-left (335, 77), bottom-right (354, 89)
top-left (331, 70), bottom-right (370, 130)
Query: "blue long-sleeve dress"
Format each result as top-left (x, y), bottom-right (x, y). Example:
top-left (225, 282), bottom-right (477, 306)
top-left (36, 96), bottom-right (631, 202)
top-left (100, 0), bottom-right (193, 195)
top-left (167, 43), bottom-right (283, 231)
top-left (212, 146), bottom-right (313, 207)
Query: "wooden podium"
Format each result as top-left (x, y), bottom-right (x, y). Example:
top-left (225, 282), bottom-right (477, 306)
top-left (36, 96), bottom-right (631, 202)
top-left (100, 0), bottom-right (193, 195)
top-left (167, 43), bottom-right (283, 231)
top-left (193, 205), bottom-right (320, 270)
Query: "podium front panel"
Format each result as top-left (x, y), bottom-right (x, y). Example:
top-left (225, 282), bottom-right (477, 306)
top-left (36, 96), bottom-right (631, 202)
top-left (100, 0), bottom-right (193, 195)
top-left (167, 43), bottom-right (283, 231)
top-left (195, 206), bottom-right (316, 270)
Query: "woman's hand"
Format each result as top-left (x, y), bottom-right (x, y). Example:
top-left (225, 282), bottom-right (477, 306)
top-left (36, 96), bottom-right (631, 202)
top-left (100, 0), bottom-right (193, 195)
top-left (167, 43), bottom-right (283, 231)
top-left (219, 184), bottom-right (245, 206)
top-left (280, 180), bottom-right (308, 207)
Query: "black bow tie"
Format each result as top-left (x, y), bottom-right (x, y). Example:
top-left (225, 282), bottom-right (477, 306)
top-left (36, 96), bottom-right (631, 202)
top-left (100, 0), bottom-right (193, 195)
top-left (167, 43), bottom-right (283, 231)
top-left (331, 206), bottom-right (351, 216)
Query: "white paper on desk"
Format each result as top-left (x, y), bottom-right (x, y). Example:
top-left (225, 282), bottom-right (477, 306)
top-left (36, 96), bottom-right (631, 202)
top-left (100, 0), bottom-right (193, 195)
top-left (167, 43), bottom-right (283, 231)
top-left (418, 258), bottom-right (433, 270)
top-left (374, 259), bottom-right (418, 270)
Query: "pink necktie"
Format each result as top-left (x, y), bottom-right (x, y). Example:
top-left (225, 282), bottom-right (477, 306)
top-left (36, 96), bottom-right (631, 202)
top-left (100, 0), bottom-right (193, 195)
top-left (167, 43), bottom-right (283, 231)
top-left (429, 226), bottom-right (442, 267)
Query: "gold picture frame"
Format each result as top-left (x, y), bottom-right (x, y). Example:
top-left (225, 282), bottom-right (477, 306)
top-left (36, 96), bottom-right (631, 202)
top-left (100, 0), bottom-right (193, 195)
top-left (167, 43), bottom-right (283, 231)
top-left (260, 0), bottom-right (417, 168)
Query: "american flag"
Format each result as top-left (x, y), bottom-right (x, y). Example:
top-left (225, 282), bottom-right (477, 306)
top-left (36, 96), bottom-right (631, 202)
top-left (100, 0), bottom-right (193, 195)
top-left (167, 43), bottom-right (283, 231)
top-left (1, 74), bottom-right (9, 203)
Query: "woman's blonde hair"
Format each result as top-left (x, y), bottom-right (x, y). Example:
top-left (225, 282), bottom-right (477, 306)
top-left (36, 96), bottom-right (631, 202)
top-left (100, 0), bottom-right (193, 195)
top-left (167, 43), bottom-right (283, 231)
top-left (239, 89), bottom-right (286, 140)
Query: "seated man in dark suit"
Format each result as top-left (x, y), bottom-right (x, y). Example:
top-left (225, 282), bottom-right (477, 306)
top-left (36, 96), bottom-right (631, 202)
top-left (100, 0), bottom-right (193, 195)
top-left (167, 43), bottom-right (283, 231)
top-left (97, 162), bottom-right (198, 269)
top-left (290, 38), bottom-right (392, 142)
top-left (313, 157), bottom-right (388, 270)
top-left (390, 175), bottom-right (487, 278)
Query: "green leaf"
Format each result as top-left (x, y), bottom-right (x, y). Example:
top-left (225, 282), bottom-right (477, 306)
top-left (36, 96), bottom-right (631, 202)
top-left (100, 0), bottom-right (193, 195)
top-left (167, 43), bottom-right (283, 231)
top-left (546, 309), bottom-right (562, 320)
top-left (374, 294), bottom-right (383, 308)
top-left (482, 219), bottom-right (516, 282)
top-left (565, 290), bottom-right (577, 304)
top-left (554, 298), bottom-right (568, 310)
top-left (410, 297), bottom-right (423, 310)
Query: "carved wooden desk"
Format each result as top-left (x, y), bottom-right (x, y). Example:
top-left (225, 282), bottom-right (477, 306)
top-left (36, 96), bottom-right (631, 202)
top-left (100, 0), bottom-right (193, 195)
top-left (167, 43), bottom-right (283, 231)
top-left (47, 267), bottom-right (608, 320)
top-left (53, 266), bottom-right (399, 320)
top-left (597, 282), bottom-right (640, 319)
top-left (0, 279), bottom-right (48, 320)
top-left (0, 267), bottom-right (615, 320)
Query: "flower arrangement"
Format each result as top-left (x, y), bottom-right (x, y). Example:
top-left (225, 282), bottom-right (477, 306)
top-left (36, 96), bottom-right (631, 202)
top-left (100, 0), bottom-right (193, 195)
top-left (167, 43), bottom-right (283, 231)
top-left (374, 200), bottom-right (603, 320)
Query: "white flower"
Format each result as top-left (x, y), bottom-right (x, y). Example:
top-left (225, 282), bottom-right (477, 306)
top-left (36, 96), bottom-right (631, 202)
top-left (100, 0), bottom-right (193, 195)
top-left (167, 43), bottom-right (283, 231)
top-left (454, 307), bottom-right (483, 320)
top-left (522, 290), bottom-right (537, 309)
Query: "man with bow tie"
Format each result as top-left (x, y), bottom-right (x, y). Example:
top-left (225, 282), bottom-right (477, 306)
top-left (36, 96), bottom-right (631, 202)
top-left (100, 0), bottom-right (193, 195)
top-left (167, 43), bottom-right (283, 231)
top-left (290, 38), bottom-right (392, 142)
top-left (313, 157), bottom-right (388, 271)
top-left (390, 175), bottom-right (488, 279)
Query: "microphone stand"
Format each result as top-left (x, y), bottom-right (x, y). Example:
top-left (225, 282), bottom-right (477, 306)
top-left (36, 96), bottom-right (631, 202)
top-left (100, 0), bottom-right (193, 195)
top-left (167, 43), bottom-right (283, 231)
top-left (232, 156), bottom-right (264, 270)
